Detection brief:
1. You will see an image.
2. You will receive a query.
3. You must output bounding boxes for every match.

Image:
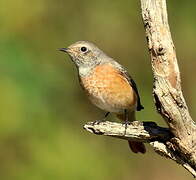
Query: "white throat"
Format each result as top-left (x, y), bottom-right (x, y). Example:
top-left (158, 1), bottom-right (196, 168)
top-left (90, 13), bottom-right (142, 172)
top-left (78, 65), bottom-right (93, 76)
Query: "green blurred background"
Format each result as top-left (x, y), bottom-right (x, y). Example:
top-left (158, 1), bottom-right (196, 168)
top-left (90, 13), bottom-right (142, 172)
top-left (0, 0), bottom-right (195, 179)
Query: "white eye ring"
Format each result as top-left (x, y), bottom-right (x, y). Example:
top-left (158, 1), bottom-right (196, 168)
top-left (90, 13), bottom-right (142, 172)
top-left (80, 46), bottom-right (88, 52)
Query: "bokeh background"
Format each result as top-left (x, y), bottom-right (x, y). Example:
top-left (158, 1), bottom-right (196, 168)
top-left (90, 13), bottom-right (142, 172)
top-left (0, 0), bottom-right (195, 179)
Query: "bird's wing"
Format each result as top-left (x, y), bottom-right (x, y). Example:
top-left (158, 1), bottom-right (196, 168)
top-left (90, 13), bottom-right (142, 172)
top-left (111, 61), bottom-right (144, 111)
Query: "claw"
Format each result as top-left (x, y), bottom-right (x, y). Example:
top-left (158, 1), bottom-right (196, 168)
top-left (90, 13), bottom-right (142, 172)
top-left (92, 112), bottom-right (110, 125)
top-left (92, 120), bottom-right (105, 126)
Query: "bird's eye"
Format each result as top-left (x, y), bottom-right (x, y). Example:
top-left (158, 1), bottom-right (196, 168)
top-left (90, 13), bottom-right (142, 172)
top-left (80, 46), bottom-right (87, 52)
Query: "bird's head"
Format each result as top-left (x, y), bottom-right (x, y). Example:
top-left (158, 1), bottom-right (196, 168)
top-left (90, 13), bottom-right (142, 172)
top-left (59, 41), bottom-right (105, 68)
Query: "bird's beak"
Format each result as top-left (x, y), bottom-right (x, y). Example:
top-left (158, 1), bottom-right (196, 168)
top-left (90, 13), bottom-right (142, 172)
top-left (59, 48), bottom-right (69, 53)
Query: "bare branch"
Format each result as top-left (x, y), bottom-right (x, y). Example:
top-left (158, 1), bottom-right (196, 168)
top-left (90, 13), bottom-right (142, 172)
top-left (151, 141), bottom-right (196, 177)
top-left (84, 121), bottom-right (196, 177)
top-left (83, 0), bottom-right (196, 177)
top-left (84, 121), bottom-right (171, 142)
top-left (140, 0), bottom-right (196, 176)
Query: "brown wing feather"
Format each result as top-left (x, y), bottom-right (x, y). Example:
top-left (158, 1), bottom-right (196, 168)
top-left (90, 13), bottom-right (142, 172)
top-left (115, 64), bottom-right (144, 111)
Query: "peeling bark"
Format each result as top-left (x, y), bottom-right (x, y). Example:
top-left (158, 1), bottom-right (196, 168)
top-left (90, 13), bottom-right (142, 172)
top-left (140, 0), bottom-right (196, 175)
top-left (83, 0), bottom-right (196, 177)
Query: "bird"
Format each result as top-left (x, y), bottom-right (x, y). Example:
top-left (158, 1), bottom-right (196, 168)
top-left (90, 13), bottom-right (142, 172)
top-left (59, 41), bottom-right (146, 154)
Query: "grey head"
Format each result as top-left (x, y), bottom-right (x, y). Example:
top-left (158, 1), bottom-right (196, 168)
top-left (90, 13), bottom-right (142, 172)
top-left (59, 41), bottom-right (111, 70)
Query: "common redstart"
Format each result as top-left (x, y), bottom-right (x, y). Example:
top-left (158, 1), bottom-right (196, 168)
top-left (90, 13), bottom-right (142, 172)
top-left (59, 41), bottom-right (145, 154)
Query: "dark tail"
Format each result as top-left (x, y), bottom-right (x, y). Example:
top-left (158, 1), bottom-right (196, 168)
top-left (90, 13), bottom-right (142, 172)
top-left (128, 141), bottom-right (146, 154)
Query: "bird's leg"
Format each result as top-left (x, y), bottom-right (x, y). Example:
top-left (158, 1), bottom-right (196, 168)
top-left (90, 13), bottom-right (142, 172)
top-left (104, 112), bottom-right (110, 119)
top-left (93, 112), bottom-right (110, 125)
top-left (123, 109), bottom-right (130, 135)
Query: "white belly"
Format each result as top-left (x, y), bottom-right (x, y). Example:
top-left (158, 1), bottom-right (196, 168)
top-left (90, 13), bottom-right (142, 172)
top-left (88, 94), bottom-right (124, 113)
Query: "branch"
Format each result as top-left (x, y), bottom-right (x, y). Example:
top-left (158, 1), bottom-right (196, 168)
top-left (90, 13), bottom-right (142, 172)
top-left (140, 0), bottom-right (196, 176)
top-left (84, 121), bottom-right (196, 177)
top-left (83, 0), bottom-right (196, 177)
top-left (84, 121), bottom-right (171, 142)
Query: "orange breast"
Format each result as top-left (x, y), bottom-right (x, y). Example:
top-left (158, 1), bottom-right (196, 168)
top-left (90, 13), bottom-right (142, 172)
top-left (80, 63), bottom-right (137, 112)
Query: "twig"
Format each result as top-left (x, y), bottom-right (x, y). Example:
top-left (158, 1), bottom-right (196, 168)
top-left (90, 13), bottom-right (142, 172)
top-left (84, 121), bottom-right (170, 142)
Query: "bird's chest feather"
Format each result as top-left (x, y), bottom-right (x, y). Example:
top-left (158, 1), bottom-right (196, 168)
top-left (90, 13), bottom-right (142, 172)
top-left (79, 64), bottom-right (137, 112)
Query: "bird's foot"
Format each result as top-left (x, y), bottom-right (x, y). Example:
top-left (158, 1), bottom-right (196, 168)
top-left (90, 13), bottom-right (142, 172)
top-left (92, 119), bottom-right (106, 126)
top-left (92, 112), bottom-right (110, 126)
top-left (92, 112), bottom-right (110, 125)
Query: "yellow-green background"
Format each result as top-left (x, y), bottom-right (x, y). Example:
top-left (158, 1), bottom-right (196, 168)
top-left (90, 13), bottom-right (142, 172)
top-left (0, 0), bottom-right (195, 179)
